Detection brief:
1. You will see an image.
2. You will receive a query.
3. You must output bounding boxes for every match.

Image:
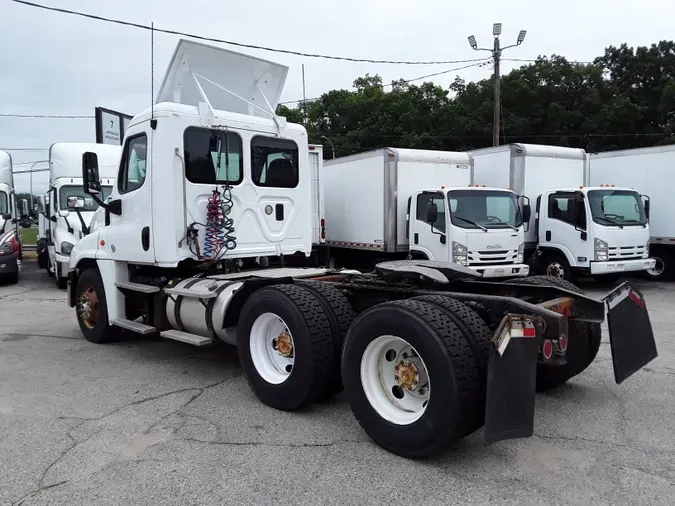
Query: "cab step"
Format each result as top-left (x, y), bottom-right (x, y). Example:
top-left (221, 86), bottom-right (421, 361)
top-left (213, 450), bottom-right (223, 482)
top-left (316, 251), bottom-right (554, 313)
top-left (111, 318), bottom-right (156, 335)
top-left (160, 329), bottom-right (213, 346)
top-left (164, 286), bottom-right (218, 299)
top-left (114, 281), bottom-right (160, 294)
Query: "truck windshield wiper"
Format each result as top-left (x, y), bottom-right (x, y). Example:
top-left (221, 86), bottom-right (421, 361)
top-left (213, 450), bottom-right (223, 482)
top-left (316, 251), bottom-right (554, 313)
top-left (487, 218), bottom-right (519, 231)
top-left (621, 219), bottom-right (646, 227)
top-left (595, 215), bottom-right (623, 228)
top-left (454, 215), bottom-right (488, 231)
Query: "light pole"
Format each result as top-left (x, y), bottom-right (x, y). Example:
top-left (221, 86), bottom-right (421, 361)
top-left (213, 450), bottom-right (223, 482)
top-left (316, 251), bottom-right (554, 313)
top-left (321, 135), bottom-right (335, 159)
top-left (29, 160), bottom-right (48, 213)
top-left (468, 24), bottom-right (526, 146)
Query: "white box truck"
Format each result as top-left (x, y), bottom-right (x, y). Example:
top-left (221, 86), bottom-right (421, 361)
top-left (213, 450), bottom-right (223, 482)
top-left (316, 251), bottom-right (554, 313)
top-left (64, 39), bottom-right (657, 459)
top-left (322, 148), bottom-right (530, 278)
top-left (47, 142), bottom-right (121, 288)
top-left (589, 144), bottom-right (675, 281)
top-left (0, 150), bottom-right (21, 284)
top-left (471, 143), bottom-right (655, 281)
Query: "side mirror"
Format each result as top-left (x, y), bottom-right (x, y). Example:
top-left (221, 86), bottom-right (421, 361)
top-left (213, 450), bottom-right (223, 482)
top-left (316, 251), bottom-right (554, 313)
top-left (1, 212), bottom-right (10, 220)
top-left (67, 196), bottom-right (85, 209)
top-left (644, 198), bottom-right (650, 220)
top-left (58, 210), bottom-right (70, 218)
top-left (83, 152), bottom-right (101, 195)
top-left (426, 202), bottom-right (438, 224)
top-left (522, 204), bottom-right (531, 224)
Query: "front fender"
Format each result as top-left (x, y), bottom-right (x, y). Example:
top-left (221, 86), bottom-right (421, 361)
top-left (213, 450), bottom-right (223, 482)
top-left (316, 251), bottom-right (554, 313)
top-left (69, 230), bottom-right (100, 271)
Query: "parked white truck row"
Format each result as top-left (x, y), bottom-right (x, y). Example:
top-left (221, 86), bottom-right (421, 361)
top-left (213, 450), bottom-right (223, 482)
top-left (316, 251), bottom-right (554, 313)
top-left (53, 39), bottom-right (657, 460)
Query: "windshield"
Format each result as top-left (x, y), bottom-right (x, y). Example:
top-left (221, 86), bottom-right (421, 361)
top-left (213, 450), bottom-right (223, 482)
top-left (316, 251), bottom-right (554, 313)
top-left (58, 185), bottom-right (113, 212)
top-left (587, 189), bottom-right (646, 226)
top-left (0, 191), bottom-right (8, 215)
top-left (447, 190), bottom-right (523, 229)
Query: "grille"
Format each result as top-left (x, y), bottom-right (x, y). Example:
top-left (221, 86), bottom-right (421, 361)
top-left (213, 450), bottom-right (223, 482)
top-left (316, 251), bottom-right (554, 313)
top-left (468, 249), bottom-right (518, 266)
top-left (608, 245), bottom-right (646, 261)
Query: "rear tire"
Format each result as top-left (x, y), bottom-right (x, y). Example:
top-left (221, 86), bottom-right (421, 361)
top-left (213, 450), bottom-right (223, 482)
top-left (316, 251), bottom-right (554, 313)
top-left (237, 284), bottom-right (334, 411)
top-left (643, 250), bottom-right (675, 281)
top-left (341, 299), bottom-right (481, 458)
top-left (75, 268), bottom-right (119, 344)
top-left (296, 280), bottom-right (356, 399)
top-left (411, 295), bottom-right (491, 436)
top-left (507, 275), bottom-right (602, 392)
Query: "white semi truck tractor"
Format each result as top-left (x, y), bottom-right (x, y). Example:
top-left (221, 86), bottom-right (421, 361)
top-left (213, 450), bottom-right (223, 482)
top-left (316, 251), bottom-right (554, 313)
top-left (589, 144), bottom-right (675, 281)
top-left (66, 39), bottom-right (658, 458)
top-left (471, 143), bottom-right (655, 282)
top-left (46, 142), bottom-right (120, 288)
top-left (322, 148), bottom-right (530, 278)
top-left (0, 150), bottom-right (21, 284)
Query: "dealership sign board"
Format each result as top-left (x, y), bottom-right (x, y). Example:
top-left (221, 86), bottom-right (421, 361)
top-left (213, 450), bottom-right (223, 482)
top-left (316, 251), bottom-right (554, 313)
top-left (95, 107), bottom-right (133, 146)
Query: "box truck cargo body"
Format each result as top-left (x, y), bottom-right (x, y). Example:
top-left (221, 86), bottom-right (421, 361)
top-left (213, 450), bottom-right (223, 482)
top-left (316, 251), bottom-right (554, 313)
top-left (472, 143), bottom-right (654, 280)
top-left (323, 147), bottom-right (529, 277)
top-left (589, 144), bottom-right (675, 280)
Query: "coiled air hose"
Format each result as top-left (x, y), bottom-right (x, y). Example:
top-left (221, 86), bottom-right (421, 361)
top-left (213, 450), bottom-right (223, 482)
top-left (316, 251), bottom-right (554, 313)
top-left (202, 185), bottom-right (237, 260)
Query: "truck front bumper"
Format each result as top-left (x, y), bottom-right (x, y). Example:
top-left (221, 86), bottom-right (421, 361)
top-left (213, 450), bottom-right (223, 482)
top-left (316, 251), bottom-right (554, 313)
top-left (472, 263), bottom-right (530, 278)
top-left (590, 258), bottom-right (656, 275)
top-left (0, 251), bottom-right (20, 275)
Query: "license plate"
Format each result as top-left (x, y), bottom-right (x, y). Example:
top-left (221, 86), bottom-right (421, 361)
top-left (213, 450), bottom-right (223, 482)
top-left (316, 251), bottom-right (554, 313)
top-left (616, 264), bottom-right (625, 271)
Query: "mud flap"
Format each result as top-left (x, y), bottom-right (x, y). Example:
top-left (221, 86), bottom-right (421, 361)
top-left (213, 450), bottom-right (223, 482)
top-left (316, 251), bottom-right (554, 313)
top-left (604, 282), bottom-right (658, 384)
top-left (484, 317), bottom-right (539, 445)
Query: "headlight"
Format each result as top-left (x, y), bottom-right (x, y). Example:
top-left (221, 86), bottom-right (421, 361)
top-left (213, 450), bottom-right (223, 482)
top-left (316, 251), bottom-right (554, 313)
top-left (645, 242), bottom-right (650, 257)
top-left (452, 241), bottom-right (468, 266)
top-left (60, 241), bottom-right (74, 256)
top-left (517, 243), bottom-right (524, 263)
top-left (0, 241), bottom-right (13, 255)
top-left (594, 238), bottom-right (608, 261)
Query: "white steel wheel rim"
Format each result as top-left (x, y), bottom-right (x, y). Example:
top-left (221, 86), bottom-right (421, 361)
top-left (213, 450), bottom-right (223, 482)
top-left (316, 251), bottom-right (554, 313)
top-left (360, 335), bottom-right (431, 425)
top-left (249, 312), bottom-right (295, 385)
top-left (547, 262), bottom-right (565, 278)
top-left (647, 257), bottom-right (664, 277)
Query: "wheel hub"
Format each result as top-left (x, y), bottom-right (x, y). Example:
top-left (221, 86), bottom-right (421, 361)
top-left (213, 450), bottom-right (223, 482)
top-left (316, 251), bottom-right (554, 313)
top-left (274, 331), bottom-right (294, 358)
top-left (394, 360), bottom-right (419, 391)
top-left (77, 293), bottom-right (91, 320)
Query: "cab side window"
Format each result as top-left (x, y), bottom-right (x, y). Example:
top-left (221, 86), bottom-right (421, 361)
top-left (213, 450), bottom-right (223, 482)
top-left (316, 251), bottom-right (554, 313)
top-left (548, 192), bottom-right (586, 230)
top-left (118, 134), bottom-right (148, 194)
top-left (416, 192), bottom-right (446, 233)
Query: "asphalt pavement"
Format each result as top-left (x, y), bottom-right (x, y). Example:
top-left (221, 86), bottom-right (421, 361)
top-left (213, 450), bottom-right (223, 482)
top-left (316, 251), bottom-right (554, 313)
top-left (1, 261), bottom-right (674, 505)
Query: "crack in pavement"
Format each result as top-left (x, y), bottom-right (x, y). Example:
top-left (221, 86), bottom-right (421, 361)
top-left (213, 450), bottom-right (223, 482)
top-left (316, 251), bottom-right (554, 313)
top-left (178, 436), bottom-right (372, 449)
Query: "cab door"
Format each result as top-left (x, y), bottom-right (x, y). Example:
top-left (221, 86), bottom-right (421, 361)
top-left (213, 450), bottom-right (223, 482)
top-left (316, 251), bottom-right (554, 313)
top-left (101, 130), bottom-right (155, 264)
top-left (409, 191), bottom-right (450, 261)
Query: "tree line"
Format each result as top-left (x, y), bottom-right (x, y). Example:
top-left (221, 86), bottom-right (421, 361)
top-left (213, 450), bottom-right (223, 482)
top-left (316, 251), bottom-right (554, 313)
top-left (277, 41), bottom-right (675, 158)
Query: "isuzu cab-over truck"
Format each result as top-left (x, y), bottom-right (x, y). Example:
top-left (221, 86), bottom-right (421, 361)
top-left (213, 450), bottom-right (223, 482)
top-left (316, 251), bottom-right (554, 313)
top-left (66, 39), bottom-right (657, 458)
top-left (322, 148), bottom-right (530, 278)
top-left (471, 144), bottom-right (655, 282)
top-left (46, 142), bottom-right (120, 288)
top-left (589, 144), bottom-right (675, 281)
top-left (0, 150), bottom-right (21, 284)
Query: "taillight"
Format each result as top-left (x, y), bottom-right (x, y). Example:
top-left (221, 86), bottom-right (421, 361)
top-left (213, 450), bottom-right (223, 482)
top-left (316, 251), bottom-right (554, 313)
top-left (558, 335), bottom-right (568, 352)
top-left (320, 218), bottom-right (325, 240)
top-left (542, 340), bottom-right (553, 360)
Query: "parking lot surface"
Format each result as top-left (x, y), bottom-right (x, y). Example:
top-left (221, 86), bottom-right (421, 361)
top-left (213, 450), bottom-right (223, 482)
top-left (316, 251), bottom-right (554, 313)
top-left (1, 261), bottom-right (674, 505)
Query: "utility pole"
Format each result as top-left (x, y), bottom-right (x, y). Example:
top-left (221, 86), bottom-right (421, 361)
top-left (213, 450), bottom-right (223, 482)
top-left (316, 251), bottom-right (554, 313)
top-left (468, 24), bottom-right (527, 146)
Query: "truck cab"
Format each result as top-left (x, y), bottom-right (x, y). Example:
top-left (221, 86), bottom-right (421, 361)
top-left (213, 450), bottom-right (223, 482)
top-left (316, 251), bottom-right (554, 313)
top-left (47, 143), bottom-right (120, 288)
top-left (0, 150), bottom-right (21, 284)
top-left (535, 186), bottom-right (654, 279)
top-left (408, 186), bottom-right (529, 278)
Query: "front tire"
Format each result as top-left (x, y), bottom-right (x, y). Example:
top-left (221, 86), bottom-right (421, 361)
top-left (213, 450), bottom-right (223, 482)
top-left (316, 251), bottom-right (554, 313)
top-left (542, 253), bottom-right (572, 281)
top-left (237, 284), bottom-right (335, 411)
top-left (341, 299), bottom-right (481, 458)
top-left (75, 268), bottom-right (118, 344)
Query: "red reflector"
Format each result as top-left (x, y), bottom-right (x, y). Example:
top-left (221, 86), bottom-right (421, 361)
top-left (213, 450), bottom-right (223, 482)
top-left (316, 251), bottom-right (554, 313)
top-left (542, 340), bottom-right (553, 359)
top-left (320, 218), bottom-right (325, 227)
top-left (628, 290), bottom-right (644, 308)
top-left (309, 146), bottom-right (315, 150)
top-left (523, 327), bottom-right (536, 338)
top-left (559, 335), bottom-right (568, 352)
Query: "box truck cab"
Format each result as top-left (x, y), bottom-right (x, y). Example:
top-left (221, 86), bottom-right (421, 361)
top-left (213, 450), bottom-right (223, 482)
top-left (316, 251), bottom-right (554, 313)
top-left (472, 143), bottom-right (654, 281)
top-left (0, 150), bottom-right (21, 284)
top-left (47, 143), bottom-right (120, 288)
top-left (323, 148), bottom-right (529, 278)
top-left (408, 185), bottom-right (528, 277)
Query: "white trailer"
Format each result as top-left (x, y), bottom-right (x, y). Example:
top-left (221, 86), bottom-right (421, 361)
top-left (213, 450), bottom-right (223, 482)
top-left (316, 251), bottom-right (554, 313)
top-left (323, 148), bottom-right (530, 278)
top-left (0, 150), bottom-right (21, 284)
top-left (589, 144), bottom-right (675, 281)
top-left (471, 143), bottom-right (655, 281)
top-left (64, 39), bottom-right (657, 459)
top-left (46, 142), bottom-right (120, 288)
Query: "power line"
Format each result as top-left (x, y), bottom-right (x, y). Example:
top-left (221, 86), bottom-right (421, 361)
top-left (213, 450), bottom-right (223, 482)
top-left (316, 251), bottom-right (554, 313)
top-left (280, 60), bottom-right (491, 105)
top-left (502, 57), bottom-right (595, 64)
top-left (0, 113), bottom-right (93, 119)
top-left (12, 0), bottom-right (486, 66)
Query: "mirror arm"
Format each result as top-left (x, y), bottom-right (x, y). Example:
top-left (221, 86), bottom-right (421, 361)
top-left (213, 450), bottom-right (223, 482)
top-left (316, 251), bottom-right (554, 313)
top-left (74, 210), bottom-right (90, 236)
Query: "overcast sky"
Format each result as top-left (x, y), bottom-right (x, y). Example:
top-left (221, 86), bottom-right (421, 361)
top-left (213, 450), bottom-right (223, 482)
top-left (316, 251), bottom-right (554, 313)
top-left (2, 0), bottom-right (674, 193)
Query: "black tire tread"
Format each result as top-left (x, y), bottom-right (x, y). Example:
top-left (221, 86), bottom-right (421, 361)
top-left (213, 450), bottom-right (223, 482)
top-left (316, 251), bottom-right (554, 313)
top-left (76, 268), bottom-right (118, 344)
top-left (296, 280), bottom-right (357, 398)
top-left (412, 295), bottom-right (491, 436)
top-left (239, 284), bottom-right (334, 409)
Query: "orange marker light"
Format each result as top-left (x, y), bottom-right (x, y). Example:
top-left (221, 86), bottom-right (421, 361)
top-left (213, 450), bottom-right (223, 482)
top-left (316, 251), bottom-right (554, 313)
top-left (100, 240), bottom-right (105, 246)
